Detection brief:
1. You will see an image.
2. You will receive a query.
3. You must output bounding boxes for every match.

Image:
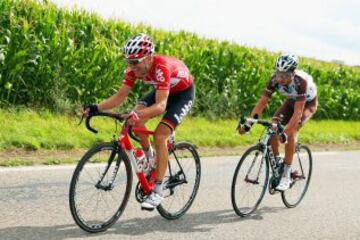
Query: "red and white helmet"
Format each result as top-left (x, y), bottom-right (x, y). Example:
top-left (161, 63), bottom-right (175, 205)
top-left (123, 33), bottom-right (155, 59)
top-left (275, 54), bottom-right (298, 72)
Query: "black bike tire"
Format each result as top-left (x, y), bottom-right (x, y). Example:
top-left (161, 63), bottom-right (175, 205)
top-left (157, 142), bottom-right (201, 220)
top-left (69, 142), bottom-right (133, 233)
top-left (231, 145), bottom-right (269, 217)
top-left (281, 144), bottom-right (313, 208)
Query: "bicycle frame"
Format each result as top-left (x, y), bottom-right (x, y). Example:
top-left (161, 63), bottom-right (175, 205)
top-left (83, 111), bottom-right (184, 196)
top-left (240, 117), bottom-right (284, 183)
top-left (243, 117), bottom-right (306, 187)
top-left (119, 125), bottom-right (157, 195)
top-left (83, 112), bottom-right (160, 195)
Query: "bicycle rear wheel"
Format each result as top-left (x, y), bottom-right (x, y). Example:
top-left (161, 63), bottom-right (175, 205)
top-left (69, 142), bottom-right (133, 233)
top-left (157, 142), bottom-right (201, 220)
top-left (281, 144), bottom-right (313, 208)
top-left (231, 145), bottom-right (269, 217)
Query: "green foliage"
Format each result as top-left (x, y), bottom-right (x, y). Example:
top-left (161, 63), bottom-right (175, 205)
top-left (0, 0), bottom-right (360, 119)
top-left (0, 109), bottom-right (359, 151)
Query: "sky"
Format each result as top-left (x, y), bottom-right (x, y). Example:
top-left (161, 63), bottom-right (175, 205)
top-left (51, 0), bottom-right (360, 66)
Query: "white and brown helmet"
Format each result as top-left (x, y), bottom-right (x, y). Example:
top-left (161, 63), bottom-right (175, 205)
top-left (275, 54), bottom-right (298, 72)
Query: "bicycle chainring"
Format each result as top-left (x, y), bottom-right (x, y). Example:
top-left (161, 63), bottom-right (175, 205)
top-left (268, 175), bottom-right (280, 195)
top-left (135, 182), bottom-right (147, 203)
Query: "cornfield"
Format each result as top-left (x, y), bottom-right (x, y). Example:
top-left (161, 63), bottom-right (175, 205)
top-left (1, 0), bottom-right (359, 119)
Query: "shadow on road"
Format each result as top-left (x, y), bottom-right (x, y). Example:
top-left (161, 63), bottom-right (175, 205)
top-left (0, 206), bottom-right (286, 239)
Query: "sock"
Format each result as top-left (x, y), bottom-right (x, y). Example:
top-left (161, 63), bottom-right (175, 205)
top-left (154, 180), bottom-right (162, 195)
top-left (282, 164), bottom-right (292, 179)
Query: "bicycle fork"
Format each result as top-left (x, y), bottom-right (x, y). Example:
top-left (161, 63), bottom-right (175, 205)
top-left (95, 147), bottom-right (121, 191)
top-left (245, 151), bottom-right (264, 185)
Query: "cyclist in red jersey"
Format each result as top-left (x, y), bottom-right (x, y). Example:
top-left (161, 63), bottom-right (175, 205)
top-left (81, 33), bottom-right (195, 210)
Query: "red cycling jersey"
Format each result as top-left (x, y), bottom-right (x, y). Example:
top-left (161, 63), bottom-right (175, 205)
top-left (123, 55), bottom-right (193, 94)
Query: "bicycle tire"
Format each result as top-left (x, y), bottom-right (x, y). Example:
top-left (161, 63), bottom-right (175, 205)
top-left (231, 145), bottom-right (269, 217)
top-left (157, 142), bottom-right (201, 220)
top-left (69, 142), bottom-right (133, 233)
top-left (281, 144), bottom-right (313, 208)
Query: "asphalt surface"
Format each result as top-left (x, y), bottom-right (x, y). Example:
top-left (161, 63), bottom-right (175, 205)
top-left (1, 150), bottom-right (360, 240)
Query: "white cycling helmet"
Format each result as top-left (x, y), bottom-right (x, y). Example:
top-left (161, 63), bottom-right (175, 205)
top-left (275, 54), bottom-right (298, 72)
top-left (123, 33), bottom-right (155, 59)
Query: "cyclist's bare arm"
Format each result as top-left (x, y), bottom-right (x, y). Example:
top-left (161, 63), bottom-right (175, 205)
top-left (239, 95), bottom-right (269, 134)
top-left (137, 89), bottom-right (169, 119)
top-left (98, 84), bottom-right (132, 111)
top-left (285, 100), bottom-right (305, 134)
top-left (250, 95), bottom-right (270, 118)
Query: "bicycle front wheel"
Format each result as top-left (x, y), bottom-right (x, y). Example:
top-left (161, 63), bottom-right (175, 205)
top-left (157, 142), bottom-right (201, 220)
top-left (281, 144), bottom-right (313, 208)
top-left (231, 145), bottom-right (269, 217)
top-left (69, 142), bottom-right (133, 233)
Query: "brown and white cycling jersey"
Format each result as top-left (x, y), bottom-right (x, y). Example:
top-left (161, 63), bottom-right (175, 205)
top-left (263, 70), bottom-right (317, 102)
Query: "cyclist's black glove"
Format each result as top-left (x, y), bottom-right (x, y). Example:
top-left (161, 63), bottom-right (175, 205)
top-left (243, 121), bottom-right (252, 133)
top-left (83, 104), bottom-right (98, 114)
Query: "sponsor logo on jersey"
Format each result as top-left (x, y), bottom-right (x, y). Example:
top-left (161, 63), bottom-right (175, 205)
top-left (174, 100), bottom-right (193, 123)
top-left (156, 68), bottom-right (165, 82)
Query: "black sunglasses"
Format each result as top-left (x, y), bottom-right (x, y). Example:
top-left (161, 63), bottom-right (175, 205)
top-left (126, 57), bottom-right (146, 65)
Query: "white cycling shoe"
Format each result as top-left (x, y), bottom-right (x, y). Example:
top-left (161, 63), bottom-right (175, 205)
top-left (275, 177), bottom-right (292, 191)
top-left (141, 192), bottom-right (163, 211)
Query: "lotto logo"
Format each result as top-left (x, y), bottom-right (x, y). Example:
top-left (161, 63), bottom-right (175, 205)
top-left (156, 68), bottom-right (165, 82)
top-left (174, 100), bottom-right (193, 123)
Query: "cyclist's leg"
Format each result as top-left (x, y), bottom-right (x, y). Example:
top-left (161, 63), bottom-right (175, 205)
top-left (285, 97), bottom-right (318, 164)
top-left (133, 105), bottom-right (151, 149)
top-left (284, 131), bottom-right (297, 165)
top-left (154, 123), bottom-right (173, 181)
top-left (270, 100), bottom-right (293, 156)
top-left (281, 98), bottom-right (318, 185)
top-left (298, 97), bottom-right (318, 128)
top-left (142, 86), bottom-right (194, 209)
top-left (134, 90), bottom-right (156, 150)
top-left (155, 86), bottom-right (194, 182)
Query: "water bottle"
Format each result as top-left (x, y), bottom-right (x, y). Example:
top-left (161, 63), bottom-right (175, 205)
top-left (134, 148), bottom-right (150, 175)
top-left (147, 146), bottom-right (156, 169)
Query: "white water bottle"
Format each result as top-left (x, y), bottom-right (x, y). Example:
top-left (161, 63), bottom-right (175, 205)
top-left (135, 148), bottom-right (150, 174)
top-left (146, 146), bottom-right (156, 169)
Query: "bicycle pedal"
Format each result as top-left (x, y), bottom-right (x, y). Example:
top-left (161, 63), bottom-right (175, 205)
top-left (141, 206), bottom-right (155, 211)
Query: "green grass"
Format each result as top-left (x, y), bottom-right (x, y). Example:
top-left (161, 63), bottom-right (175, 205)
top-left (1, 109), bottom-right (360, 151)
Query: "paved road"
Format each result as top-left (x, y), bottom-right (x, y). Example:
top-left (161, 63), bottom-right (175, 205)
top-left (1, 151), bottom-right (360, 240)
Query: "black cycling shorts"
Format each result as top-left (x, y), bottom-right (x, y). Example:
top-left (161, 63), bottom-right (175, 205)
top-left (272, 97), bottom-right (318, 128)
top-left (137, 85), bottom-right (195, 130)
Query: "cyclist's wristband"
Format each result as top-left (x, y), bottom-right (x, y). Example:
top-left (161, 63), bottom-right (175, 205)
top-left (84, 104), bottom-right (98, 114)
top-left (244, 123), bottom-right (252, 132)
